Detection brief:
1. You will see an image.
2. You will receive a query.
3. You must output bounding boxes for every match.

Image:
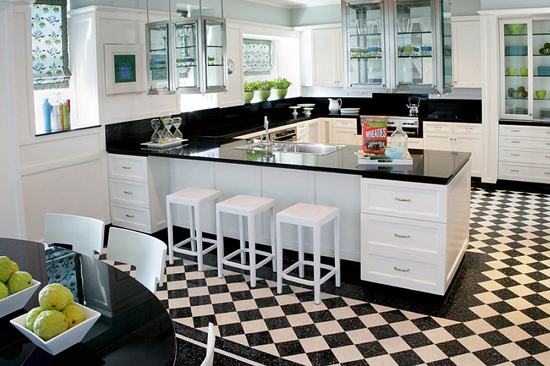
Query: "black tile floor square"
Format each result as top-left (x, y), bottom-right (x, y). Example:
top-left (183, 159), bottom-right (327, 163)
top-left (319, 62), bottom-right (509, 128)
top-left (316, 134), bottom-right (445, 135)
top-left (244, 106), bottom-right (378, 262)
top-left (100, 188), bottom-right (550, 365)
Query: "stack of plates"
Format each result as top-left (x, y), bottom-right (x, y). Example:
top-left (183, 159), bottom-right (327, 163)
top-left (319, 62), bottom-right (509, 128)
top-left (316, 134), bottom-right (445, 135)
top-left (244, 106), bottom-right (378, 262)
top-left (340, 108), bottom-right (360, 115)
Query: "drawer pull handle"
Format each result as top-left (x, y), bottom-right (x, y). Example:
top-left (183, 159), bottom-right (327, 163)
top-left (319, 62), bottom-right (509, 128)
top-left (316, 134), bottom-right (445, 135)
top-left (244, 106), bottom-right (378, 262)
top-left (546, 156), bottom-right (550, 159)
top-left (394, 234), bottom-right (410, 239)
top-left (510, 169), bottom-right (520, 173)
top-left (395, 197), bottom-right (411, 202)
top-left (122, 166), bottom-right (132, 170)
top-left (511, 129), bottom-right (520, 132)
top-left (465, 127), bottom-right (473, 131)
top-left (511, 141), bottom-right (520, 144)
top-left (125, 214), bottom-right (135, 218)
top-left (511, 154), bottom-right (520, 156)
top-left (545, 172), bottom-right (550, 175)
top-left (394, 266), bottom-right (410, 273)
top-left (124, 191), bottom-right (133, 195)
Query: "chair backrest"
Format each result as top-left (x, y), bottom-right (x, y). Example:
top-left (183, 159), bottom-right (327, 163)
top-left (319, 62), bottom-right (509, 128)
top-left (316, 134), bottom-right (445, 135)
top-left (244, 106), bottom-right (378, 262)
top-left (200, 323), bottom-right (215, 366)
top-left (106, 227), bottom-right (166, 294)
top-left (44, 213), bottom-right (105, 257)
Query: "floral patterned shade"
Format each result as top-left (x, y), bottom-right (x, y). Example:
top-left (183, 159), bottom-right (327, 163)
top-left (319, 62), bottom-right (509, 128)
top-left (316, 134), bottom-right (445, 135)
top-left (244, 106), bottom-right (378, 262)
top-left (243, 39), bottom-right (272, 76)
top-left (31, 0), bottom-right (71, 90)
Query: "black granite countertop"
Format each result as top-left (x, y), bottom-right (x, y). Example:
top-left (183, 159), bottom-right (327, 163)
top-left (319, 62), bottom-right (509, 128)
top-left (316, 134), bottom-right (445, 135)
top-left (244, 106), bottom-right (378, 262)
top-left (499, 119), bottom-right (550, 127)
top-left (106, 137), bottom-right (470, 185)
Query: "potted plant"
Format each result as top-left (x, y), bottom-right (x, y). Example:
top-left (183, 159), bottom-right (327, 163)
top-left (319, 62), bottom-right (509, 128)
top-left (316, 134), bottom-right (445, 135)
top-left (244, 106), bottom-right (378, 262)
top-left (257, 80), bottom-right (273, 102)
top-left (273, 77), bottom-right (292, 99)
top-left (244, 81), bottom-right (258, 104)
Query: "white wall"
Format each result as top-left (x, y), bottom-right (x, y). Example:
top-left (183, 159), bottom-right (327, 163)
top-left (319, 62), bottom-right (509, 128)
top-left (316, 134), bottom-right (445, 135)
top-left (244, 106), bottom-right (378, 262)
top-left (0, 0), bottom-right (27, 239)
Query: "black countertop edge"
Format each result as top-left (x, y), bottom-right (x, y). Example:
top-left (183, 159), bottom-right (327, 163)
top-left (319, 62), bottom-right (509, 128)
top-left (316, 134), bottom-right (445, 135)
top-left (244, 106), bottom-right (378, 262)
top-left (499, 119), bottom-right (550, 127)
top-left (421, 117), bottom-right (482, 124)
top-left (35, 123), bottom-right (101, 137)
top-left (106, 144), bottom-right (470, 186)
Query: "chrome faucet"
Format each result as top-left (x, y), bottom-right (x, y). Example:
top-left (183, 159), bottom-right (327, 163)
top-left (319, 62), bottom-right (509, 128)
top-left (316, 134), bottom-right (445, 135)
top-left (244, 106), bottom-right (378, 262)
top-left (263, 116), bottom-right (271, 145)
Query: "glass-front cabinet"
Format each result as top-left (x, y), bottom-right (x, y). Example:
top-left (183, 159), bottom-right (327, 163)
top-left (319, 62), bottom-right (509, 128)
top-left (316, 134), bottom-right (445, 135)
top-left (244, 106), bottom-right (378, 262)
top-left (501, 19), bottom-right (550, 121)
top-left (146, 16), bottom-right (227, 95)
top-left (342, 0), bottom-right (452, 94)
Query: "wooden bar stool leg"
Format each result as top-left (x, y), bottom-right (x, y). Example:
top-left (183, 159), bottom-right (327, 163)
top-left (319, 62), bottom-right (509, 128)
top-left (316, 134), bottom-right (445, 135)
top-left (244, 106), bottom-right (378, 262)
top-left (313, 225), bottom-right (321, 304)
top-left (216, 209), bottom-right (224, 279)
top-left (189, 206), bottom-right (196, 252)
top-left (239, 215), bottom-right (246, 265)
top-left (270, 207), bottom-right (276, 272)
top-left (167, 201), bottom-right (175, 265)
top-left (298, 225), bottom-right (305, 278)
top-left (276, 218), bottom-right (283, 294)
top-left (195, 204), bottom-right (204, 271)
top-left (248, 215), bottom-right (257, 288)
top-left (334, 215), bottom-right (341, 287)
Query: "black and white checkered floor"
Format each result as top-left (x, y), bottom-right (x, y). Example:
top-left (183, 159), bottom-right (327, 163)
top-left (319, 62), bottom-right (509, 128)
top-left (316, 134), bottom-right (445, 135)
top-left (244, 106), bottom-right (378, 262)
top-left (100, 187), bottom-right (550, 365)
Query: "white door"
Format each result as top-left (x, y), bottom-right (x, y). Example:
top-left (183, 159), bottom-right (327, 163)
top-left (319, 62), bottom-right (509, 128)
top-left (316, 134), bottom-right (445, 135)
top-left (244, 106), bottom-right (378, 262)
top-left (311, 28), bottom-right (343, 86)
top-left (217, 25), bottom-right (243, 108)
top-left (452, 18), bottom-right (481, 88)
top-left (454, 134), bottom-right (482, 177)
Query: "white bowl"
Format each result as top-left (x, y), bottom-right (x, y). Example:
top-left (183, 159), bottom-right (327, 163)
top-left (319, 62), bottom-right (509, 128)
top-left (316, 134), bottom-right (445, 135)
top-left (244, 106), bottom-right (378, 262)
top-left (0, 279), bottom-right (40, 318)
top-left (10, 303), bottom-right (101, 355)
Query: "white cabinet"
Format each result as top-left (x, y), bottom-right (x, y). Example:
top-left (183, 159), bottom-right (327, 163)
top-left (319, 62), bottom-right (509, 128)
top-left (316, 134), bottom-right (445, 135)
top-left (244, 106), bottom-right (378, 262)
top-left (296, 122), bottom-right (308, 142)
top-left (217, 24), bottom-right (244, 108)
top-left (452, 16), bottom-right (481, 88)
top-left (311, 28), bottom-right (343, 87)
top-left (331, 118), bottom-right (358, 144)
top-left (307, 119), bottom-right (321, 143)
top-left (107, 154), bottom-right (169, 234)
top-left (360, 160), bottom-right (471, 295)
top-left (499, 125), bottom-right (550, 184)
top-left (423, 121), bottom-right (482, 177)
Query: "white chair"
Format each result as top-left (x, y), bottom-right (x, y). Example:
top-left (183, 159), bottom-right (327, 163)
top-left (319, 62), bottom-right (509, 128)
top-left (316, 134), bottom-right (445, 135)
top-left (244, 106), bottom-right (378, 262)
top-left (106, 227), bottom-right (167, 294)
top-left (216, 194), bottom-right (276, 288)
top-left (167, 187), bottom-right (221, 271)
top-left (44, 213), bottom-right (105, 257)
top-left (200, 322), bottom-right (215, 366)
top-left (276, 203), bottom-right (340, 304)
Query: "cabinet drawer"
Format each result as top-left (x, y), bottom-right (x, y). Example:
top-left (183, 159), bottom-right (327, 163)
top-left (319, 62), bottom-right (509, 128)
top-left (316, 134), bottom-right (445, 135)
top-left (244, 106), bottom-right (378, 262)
top-left (499, 147), bottom-right (550, 165)
top-left (109, 179), bottom-right (150, 208)
top-left (500, 125), bottom-right (550, 138)
top-left (361, 179), bottom-right (446, 222)
top-left (361, 214), bottom-right (445, 258)
top-left (110, 202), bottom-right (152, 233)
top-left (361, 249), bottom-right (442, 294)
top-left (499, 162), bottom-right (550, 184)
top-left (108, 154), bottom-right (148, 182)
top-left (500, 136), bottom-right (550, 150)
top-left (423, 122), bottom-right (452, 133)
top-left (332, 119), bottom-right (356, 128)
top-left (453, 123), bottom-right (481, 134)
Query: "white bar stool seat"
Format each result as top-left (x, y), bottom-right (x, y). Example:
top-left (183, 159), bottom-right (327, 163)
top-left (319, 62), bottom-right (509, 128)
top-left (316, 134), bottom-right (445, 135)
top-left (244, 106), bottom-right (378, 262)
top-left (276, 203), bottom-right (340, 304)
top-left (167, 187), bottom-right (221, 271)
top-left (216, 194), bottom-right (275, 288)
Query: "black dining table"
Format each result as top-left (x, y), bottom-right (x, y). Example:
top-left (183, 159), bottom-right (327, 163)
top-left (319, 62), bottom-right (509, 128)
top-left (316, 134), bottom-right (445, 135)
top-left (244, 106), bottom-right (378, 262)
top-left (0, 237), bottom-right (176, 366)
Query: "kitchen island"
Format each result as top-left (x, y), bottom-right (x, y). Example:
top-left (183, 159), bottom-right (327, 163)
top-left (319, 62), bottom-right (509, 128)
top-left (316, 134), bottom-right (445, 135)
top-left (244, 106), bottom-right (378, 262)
top-left (106, 137), bottom-right (471, 295)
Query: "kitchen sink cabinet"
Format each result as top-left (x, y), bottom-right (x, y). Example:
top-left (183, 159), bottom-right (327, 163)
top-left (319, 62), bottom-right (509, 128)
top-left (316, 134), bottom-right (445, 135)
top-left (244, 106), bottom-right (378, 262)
top-left (423, 121), bottom-right (481, 177)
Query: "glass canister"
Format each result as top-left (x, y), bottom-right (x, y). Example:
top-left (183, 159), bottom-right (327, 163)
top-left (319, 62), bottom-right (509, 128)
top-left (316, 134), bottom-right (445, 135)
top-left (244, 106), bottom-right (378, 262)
top-left (389, 121), bottom-right (409, 158)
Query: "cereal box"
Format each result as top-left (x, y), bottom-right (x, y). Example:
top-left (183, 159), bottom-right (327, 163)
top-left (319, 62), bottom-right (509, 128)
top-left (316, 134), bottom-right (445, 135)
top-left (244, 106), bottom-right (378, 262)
top-left (362, 120), bottom-right (387, 154)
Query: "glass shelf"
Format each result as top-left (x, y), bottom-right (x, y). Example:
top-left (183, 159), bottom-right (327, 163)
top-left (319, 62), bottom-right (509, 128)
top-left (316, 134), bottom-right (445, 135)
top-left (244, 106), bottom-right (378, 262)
top-left (504, 33), bottom-right (528, 37)
top-left (351, 33), bottom-right (382, 37)
top-left (397, 55), bottom-right (433, 59)
top-left (533, 32), bottom-right (550, 36)
top-left (175, 46), bottom-right (196, 50)
top-left (397, 31), bottom-right (432, 35)
top-left (207, 45), bottom-right (224, 48)
top-left (351, 56), bottom-right (383, 60)
top-left (150, 48), bottom-right (167, 52)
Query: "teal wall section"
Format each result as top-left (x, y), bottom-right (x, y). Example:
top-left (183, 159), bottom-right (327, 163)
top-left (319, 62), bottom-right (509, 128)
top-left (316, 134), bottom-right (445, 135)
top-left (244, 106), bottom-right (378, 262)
top-left (452, 0), bottom-right (480, 16)
top-left (290, 4), bottom-right (341, 27)
top-left (481, 0), bottom-right (550, 10)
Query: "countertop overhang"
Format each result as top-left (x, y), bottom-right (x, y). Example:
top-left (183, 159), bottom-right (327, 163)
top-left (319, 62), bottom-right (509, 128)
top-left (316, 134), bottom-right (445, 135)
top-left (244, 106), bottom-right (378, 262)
top-left (107, 137), bottom-right (471, 185)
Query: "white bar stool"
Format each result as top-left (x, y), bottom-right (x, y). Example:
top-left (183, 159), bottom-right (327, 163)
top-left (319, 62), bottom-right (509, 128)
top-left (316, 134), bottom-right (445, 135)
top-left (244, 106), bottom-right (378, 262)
top-left (167, 187), bottom-right (221, 271)
top-left (276, 203), bottom-right (340, 304)
top-left (216, 194), bottom-right (276, 288)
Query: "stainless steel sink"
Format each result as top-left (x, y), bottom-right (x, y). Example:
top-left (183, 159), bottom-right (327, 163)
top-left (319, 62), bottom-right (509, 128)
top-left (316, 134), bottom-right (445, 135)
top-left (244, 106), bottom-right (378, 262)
top-left (237, 141), bottom-right (346, 156)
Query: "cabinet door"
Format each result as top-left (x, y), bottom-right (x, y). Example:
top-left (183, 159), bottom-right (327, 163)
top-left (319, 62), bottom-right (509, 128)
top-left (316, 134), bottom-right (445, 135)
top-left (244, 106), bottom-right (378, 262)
top-left (296, 122), bottom-right (308, 142)
top-left (312, 28), bottom-right (343, 86)
top-left (454, 134), bottom-right (482, 177)
top-left (332, 128), bottom-right (358, 144)
top-left (146, 22), bottom-right (172, 94)
top-left (423, 132), bottom-right (452, 151)
top-left (307, 120), bottom-right (320, 143)
top-left (217, 25), bottom-right (243, 108)
top-left (452, 18), bottom-right (481, 88)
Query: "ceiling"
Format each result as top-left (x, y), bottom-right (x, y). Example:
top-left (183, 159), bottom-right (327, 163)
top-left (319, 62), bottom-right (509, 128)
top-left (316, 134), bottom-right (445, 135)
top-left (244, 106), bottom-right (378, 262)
top-left (246, 0), bottom-right (340, 9)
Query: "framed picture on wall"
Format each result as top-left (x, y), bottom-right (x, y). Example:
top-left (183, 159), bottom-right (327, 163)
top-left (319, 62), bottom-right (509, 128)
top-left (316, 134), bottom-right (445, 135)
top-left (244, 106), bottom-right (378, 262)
top-left (104, 44), bottom-right (147, 95)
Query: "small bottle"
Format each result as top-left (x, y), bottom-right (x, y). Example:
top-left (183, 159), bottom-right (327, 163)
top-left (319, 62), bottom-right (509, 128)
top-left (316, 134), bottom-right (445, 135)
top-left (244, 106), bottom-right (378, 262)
top-left (43, 98), bottom-right (52, 133)
top-left (390, 121), bottom-right (408, 159)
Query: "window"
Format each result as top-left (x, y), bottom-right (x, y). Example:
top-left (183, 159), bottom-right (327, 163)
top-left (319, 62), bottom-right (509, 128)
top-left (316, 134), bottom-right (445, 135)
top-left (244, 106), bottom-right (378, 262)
top-left (243, 38), bottom-right (272, 76)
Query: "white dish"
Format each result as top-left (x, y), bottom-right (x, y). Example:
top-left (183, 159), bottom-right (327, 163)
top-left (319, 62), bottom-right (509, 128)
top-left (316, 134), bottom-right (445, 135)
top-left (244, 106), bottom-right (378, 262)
top-left (297, 104), bottom-right (315, 108)
top-left (141, 138), bottom-right (187, 149)
top-left (0, 279), bottom-right (40, 318)
top-left (340, 108), bottom-right (360, 112)
top-left (10, 303), bottom-right (101, 355)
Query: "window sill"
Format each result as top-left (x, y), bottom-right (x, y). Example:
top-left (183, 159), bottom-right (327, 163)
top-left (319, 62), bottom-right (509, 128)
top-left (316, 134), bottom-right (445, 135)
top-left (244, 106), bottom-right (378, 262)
top-left (35, 124), bottom-right (101, 137)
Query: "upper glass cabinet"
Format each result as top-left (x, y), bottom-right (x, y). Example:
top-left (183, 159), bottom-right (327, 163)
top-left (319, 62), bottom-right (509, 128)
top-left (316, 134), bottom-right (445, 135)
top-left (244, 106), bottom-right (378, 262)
top-left (500, 19), bottom-right (550, 121)
top-left (344, 1), bottom-right (386, 91)
top-left (342, 0), bottom-right (451, 94)
top-left (146, 16), bottom-right (227, 95)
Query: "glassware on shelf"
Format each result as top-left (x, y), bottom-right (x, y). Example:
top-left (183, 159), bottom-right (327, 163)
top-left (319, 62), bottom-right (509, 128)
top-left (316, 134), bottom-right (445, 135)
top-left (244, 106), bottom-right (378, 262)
top-left (150, 118), bottom-right (161, 143)
top-left (172, 117), bottom-right (183, 139)
top-left (397, 18), bottom-right (412, 33)
top-left (368, 19), bottom-right (380, 34)
top-left (420, 16), bottom-right (431, 32)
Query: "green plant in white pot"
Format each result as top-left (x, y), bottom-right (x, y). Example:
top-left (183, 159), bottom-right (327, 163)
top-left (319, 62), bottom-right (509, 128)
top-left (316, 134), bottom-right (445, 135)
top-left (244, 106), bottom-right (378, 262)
top-left (244, 81), bottom-right (258, 104)
top-left (257, 80), bottom-right (273, 102)
top-left (273, 77), bottom-right (292, 99)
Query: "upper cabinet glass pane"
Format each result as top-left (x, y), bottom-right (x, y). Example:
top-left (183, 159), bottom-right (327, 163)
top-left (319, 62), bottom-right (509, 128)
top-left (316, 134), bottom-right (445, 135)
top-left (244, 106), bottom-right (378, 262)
top-left (394, 0), bottom-right (434, 90)
top-left (442, 0), bottom-right (452, 91)
top-left (204, 19), bottom-right (226, 92)
top-left (532, 20), bottom-right (550, 121)
top-left (174, 21), bottom-right (200, 92)
top-left (502, 21), bottom-right (530, 118)
top-left (345, 2), bottom-right (385, 89)
top-left (147, 23), bottom-right (171, 94)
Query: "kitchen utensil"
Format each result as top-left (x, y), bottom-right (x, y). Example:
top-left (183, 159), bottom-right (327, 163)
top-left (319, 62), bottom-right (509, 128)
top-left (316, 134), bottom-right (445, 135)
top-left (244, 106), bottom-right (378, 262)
top-left (297, 104), bottom-right (315, 108)
top-left (289, 106), bottom-right (300, 116)
top-left (538, 66), bottom-right (550, 76)
top-left (328, 98), bottom-right (342, 113)
top-left (506, 23), bottom-right (525, 35)
top-left (505, 46), bottom-right (528, 56)
top-left (406, 97), bottom-right (420, 116)
top-left (420, 16), bottom-right (431, 32)
top-left (303, 107), bottom-right (313, 117)
top-left (520, 68), bottom-right (528, 76)
top-left (541, 108), bottom-right (550, 119)
top-left (340, 108), bottom-right (360, 115)
top-left (536, 90), bottom-right (546, 100)
top-left (0, 280), bottom-right (40, 318)
top-left (506, 67), bottom-right (517, 75)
